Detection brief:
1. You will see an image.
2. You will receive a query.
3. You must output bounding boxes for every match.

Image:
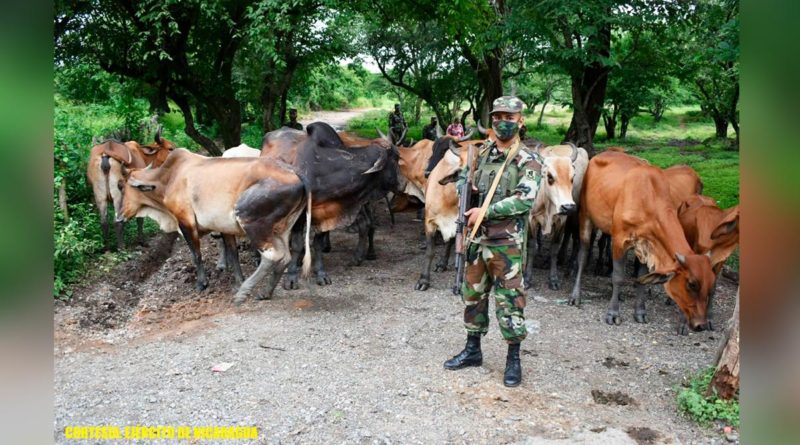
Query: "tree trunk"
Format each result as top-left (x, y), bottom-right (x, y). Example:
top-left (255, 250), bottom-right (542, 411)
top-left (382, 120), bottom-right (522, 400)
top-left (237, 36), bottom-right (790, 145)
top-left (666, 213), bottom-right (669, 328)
top-left (537, 98), bottom-right (549, 127)
top-left (279, 88), bottom-right (289, 127)
top-left (728, 83), bottom-right (740, 146)
top-left (713, 113), bottom-right (729, 139)
top-left (564, 25), bottom-right (610, 157)
top-left (603, 114), bottom-right (616, 140)
top-left (173, 95), bottom-right (223, 156)
top-left (414, 97), bottom-right (423, 125)
top-left (58, 176), bottom-right (69, 224)
top-left (212, 97), bottom-right (242, 149)
top-left (708, 289), bottom-right (739, 400)
top-left (620, 114), bottom-right (631, 139)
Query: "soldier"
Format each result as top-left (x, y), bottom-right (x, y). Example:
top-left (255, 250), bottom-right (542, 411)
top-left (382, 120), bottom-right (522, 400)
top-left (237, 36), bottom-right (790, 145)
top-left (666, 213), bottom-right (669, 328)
top-left (283, 108), bottom-right (303, 131)
top-left (444, 96), bottom-right (542, 387)
top-left (388, 103), bottom-right (407, 146)
top-left (422, 116), bottom-right (438, 141)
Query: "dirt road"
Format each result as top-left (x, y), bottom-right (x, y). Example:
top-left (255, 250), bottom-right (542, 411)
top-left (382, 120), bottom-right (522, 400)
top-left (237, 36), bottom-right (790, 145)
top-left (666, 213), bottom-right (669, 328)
top-left (298, 108), bottom-right (377, 131)
top-left (54, 205), bottom-right (736, 445)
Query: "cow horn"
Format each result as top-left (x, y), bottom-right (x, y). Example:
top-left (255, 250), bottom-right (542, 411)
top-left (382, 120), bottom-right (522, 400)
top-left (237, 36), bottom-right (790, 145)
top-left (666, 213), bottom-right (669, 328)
top-left (476, 122), bottom-right (488, 135)
top-left (458, 128), bottom-right (474, 142)
top-left (376, 127), bottom-right (390, 143)
top-left (396, 128), bottom-right (408, 147)
top-left (566, 141), bottom-right (579, 163)
top-left (144, 162), bottom-right (154, 170)
top-left (362, 150), bottom-right (388, 175)
top-left (435, 125), bottom-right (443, 139)
top-left (532, 142), bottom-right (543, 153)
top-left (675, 252), bottom-right (687, 266)
top-left (92, 136), bottom-right (99, 145)
top-left (407, 138), bottom-right (415, 147)
top-left (447, 139), bottom-right (462, 156)
top-left (155, 126), bottom-right (163, 144)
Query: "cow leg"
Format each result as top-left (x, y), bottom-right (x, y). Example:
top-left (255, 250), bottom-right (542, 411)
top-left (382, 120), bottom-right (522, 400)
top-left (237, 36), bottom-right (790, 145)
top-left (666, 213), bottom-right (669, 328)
top-left (233, 249), bottom-right (277, 304)
top-left (282, 222), bottom-right (305, 290)
top-left (524, 224), bottom-right (538, 289)
top-left (350, 209), bottom-right (369, 266)
top-left (214, 235), bottom-right (228, 271)
top-left (415, 232), bottom-right (436, 291)
top-left (365, 204), bottom-right (377, 260)
top-left (548, 225), bottom-right (564, 290)
top-left (321, 231), bottom-right (331, 253)
top-left (179, 224), bottom-right (208, 291)
top-left (569, 215), bottom-right (594, 306)
top-left (261, 258), bottom-right (289, 300)
top-left (593, 232), bottom-right (606, 275)
top-left (136, 217), bottom-right (146, 246)
top-left (313, 232), bottom-right (331, 285)
top-left (223, 234), bottom-right (244, 285)
top-left (114, 220), bottom-right (125, 251)
top-left (435, 238), bottom-right (454, 272)
top-left (605, 243), bottom-right (627, 325)
top-left (633, 260), bottom-right (649, 323)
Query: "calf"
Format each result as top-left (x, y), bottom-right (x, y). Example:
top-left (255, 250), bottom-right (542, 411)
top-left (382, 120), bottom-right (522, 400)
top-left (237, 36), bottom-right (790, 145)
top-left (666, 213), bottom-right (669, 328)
top-left (569, 151), bottom-right (716, 333)
top-left (86, 129), bottom-right (175, 250)
top-left (678, 195), bottom-right (739, 275)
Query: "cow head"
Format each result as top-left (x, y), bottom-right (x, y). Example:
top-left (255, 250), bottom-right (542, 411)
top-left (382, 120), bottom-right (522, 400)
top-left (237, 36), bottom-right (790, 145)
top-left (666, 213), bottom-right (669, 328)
top-left (366, 129), bottom-right (402, 193)
top-left (539, 144), bottom-right (579, 215)
top-left (132, 126), bottom-right (176, 166)
top-left (639, 252), bottom-right (715, 331)
top-left (678, 196), bottom-right (739, 274)
top-left (116, 165), bottom-right (177, 231)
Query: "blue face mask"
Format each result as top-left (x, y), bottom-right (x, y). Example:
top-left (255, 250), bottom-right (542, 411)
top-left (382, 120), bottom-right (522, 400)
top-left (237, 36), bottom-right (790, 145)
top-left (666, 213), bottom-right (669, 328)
top-left (492, 119), bottom-right (520, 141)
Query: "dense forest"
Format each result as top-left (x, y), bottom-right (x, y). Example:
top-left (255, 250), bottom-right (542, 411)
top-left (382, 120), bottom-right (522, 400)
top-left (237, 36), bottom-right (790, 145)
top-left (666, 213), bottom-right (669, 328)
top-left (53, 0), bottom-right (739, 297)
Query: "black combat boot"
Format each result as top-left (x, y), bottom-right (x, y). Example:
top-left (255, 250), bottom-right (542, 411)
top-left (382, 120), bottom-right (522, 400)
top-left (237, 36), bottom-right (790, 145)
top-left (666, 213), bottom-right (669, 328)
top-left (503, 343), bottom-right (522, 387)
top-left (443, 334), bottom-right (482, 370)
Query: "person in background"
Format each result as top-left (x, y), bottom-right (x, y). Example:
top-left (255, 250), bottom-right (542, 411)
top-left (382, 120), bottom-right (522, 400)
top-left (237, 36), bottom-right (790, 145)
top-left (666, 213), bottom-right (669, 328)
top-left (283, 108), bottom-right (303, 130)
top-left (422, 116), bottom-right (439, 141)
top-left (388, 104), bottom-right (408, 145)
top-left (446, 117), bottom-right (464, 138)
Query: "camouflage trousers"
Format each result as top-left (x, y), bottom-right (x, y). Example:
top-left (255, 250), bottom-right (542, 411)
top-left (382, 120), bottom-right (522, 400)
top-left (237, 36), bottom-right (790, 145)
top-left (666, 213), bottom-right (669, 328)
top-left (461, 242), bottom-right (527, 344)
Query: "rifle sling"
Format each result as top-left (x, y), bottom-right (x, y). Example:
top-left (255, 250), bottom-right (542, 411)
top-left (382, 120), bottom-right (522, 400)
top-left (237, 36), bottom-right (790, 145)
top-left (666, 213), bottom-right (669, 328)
top-left (467, 141), bottom-right (521, 242)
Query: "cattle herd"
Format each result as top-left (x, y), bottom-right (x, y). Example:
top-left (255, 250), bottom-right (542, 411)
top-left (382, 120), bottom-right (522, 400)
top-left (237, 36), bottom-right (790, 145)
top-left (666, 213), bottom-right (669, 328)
top-left (87, 122), bottom-right (739, 335)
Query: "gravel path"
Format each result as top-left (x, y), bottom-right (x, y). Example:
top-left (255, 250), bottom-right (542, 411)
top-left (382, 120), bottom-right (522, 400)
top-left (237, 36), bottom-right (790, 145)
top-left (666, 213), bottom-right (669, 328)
top-left (298, 108), bottom-right (377, 131)
top-left (54, 204), bottom-right (738, 445)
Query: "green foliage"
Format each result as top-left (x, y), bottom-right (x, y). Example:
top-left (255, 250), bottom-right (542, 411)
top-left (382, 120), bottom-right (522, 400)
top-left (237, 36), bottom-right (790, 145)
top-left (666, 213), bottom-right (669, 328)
top-left (346, 110), bottom-right (425, 141)
top-left (677, 367), bottom-right (740, 427)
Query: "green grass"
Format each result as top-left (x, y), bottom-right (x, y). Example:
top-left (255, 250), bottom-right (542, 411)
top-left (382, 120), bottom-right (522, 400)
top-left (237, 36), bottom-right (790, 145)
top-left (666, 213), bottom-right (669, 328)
top-left (346, 109), bottom-right (427, 142)
top-left (677, 367), bottom-right (740, 427)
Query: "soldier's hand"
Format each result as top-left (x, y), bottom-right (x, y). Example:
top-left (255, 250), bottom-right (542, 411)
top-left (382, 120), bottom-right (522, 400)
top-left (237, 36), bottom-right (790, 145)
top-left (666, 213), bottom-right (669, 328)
top-left (464, 207), bottom-right (481, 228)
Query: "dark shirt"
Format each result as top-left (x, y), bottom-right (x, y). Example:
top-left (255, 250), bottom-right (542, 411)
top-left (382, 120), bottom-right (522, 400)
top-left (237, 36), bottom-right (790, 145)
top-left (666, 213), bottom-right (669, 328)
top-left (283, 121), bottom-right (303, 131)
top-left (422, 124), bottom-right (437, 141)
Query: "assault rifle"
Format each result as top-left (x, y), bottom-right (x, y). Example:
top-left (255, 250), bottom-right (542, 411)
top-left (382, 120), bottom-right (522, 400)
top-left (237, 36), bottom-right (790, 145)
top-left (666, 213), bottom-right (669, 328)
top-left (452, 144), bottom-right (477, 295)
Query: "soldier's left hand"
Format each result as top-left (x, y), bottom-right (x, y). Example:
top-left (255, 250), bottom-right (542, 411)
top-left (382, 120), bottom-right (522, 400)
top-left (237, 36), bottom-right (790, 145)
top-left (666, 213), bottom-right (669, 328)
top-left (465, 207), bottom-right (481, 227)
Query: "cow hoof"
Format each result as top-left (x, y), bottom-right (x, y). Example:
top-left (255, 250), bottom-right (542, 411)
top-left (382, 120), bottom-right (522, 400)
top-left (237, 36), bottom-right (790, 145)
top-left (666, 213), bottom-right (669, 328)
top-left (568, 295), bottom-right (581, 306)
top-left (706, 320), bottom-right (714, 331)
top-left (365, 253), bottom-right (377, 261)
top-left (676, 323), bottom-right (690, 336)
top-left (634, 313), bottom-right (648, 323)
top-left (605, 313), bottom-right (621, 325)
top-left (316, 274), bottom-right (332, 286)
top-left (322, 246), bottom-right (332, 253)
top-left (664, 297), bottom-right (673, 306)
top-left (348, 259), bottom-right (364, 267)
top-left (548, 279), bottom-right (560, 290)
top-left (434, 264), bottom-right (447, 273)
top-left (232, 292), bottom-right (248, 306)
top-left (195, 280), bottom-right (209, 292)
top-left (415, 281), bottom-right (430, 291)
top-left (283, 276), bottom-right (300, 290)
top-left (255, 291), bottom-right (272, 301)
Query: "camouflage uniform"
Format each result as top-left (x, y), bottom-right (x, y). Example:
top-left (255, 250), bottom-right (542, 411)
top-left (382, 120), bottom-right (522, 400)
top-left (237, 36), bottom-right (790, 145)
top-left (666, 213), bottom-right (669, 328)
top-left (388, 106), bottom-right (407, 144)
top-left (456, 138), bottom-right (543, 343)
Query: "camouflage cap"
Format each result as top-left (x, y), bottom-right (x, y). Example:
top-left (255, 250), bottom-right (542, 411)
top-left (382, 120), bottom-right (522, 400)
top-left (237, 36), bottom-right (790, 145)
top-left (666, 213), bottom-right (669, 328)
top-left (490, 96), bottom-right (524, 115)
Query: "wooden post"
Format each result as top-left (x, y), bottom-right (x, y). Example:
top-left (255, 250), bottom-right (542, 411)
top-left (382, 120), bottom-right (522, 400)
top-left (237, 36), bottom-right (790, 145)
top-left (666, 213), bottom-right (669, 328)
top-left (708, 288), bottom-right (739, 400)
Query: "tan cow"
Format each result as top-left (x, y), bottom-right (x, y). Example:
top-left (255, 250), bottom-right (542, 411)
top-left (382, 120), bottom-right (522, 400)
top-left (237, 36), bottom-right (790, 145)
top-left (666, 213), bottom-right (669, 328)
top-left (678, 195), bottom-right (740, 275)
top-left (569, 150), bottom-right (716, 333)
top-left (86, 129), bottom-right (175, 250)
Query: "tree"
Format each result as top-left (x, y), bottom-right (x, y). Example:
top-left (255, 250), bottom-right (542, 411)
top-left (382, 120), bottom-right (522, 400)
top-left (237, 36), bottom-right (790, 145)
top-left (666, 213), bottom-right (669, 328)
top-left (709, 289), bottom-right (739, 400)
top-left (511, 0), bottom-right (689, 155)
top-left (681, 0), bottom-right (739, 142)
top-left (56, 0), bottom-right (254, 155)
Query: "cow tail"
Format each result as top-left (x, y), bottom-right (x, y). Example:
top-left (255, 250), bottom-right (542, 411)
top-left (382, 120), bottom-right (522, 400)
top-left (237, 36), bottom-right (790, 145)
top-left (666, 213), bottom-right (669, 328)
top-left (297, 172), bottom-right (313, 278)
top-left (101, 154), bottom-right (111, 200)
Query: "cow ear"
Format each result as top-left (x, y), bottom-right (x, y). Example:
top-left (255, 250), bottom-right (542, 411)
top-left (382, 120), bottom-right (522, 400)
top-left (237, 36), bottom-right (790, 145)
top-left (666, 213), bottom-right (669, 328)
top-left (141, 145), bottom-right (158, 155)
top-left (638, 270), bottom-right (675, 285)
top-left (711, 206), bottom-right (739, 240)
top-left (438, 172), bottom-right (459, 185)
top-left (677, 200), bottom-right (689, 215)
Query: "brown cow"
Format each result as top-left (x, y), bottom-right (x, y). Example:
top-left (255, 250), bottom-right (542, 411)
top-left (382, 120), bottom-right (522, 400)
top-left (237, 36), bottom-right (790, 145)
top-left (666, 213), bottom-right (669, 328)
top-left (118, 148), bottom-right (310, 298)
top-left (664, 164), bottom-right (703, 207)
top-left (569, 150), bottom-right (716, 333)
top-left (678, 195), bottom-right (740, 275)
top-left (86, 128), bottom-right (176, 250)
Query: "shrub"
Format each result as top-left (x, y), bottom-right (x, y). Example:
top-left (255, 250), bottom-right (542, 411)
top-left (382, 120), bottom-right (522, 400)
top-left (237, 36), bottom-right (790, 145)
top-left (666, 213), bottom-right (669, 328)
top-left (676, 367), bottom-right (740, 427)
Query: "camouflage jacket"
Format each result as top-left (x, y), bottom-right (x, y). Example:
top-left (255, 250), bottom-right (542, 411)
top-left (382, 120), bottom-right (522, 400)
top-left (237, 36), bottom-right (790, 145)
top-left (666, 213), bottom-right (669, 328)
top-left (389, 112), bottom-right (406, 130)
top-left (457, 139), bottom-right (543, 246)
